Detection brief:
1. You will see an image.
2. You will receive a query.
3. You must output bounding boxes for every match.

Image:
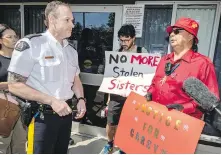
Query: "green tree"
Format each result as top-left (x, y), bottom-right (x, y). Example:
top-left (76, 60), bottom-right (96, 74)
top-left (71, 22), bottom-right (83, 40)
top-left (107, 13), bottom-right (115, 28)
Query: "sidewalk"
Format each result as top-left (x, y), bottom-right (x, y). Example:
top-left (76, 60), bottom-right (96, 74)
top-left (68, 122), bottom-right (221, 154)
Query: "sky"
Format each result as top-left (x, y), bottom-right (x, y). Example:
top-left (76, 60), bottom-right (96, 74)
top-left (73, 12), bottom-right (113, 28)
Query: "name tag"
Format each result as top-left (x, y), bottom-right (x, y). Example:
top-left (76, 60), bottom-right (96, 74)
top-left (45, 56), bottom-right (54, 59)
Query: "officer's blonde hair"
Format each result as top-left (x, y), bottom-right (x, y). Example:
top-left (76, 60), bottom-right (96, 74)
top-left (44, 1), bottom-right (70, 27)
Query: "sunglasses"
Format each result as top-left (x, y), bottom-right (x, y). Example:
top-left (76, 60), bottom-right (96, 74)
top-left (170, 28), bottom-right (184, 35)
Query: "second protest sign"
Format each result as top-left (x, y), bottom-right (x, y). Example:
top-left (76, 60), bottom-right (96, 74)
top-left (98, 51), bottom-right (161, 96)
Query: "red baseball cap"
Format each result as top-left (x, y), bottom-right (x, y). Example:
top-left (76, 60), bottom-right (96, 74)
top-left (166, 17), bottom-right (199, 43)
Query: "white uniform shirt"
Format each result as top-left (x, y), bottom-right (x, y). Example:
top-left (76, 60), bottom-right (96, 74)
top-left (8, 31), bottom-right (80, 100)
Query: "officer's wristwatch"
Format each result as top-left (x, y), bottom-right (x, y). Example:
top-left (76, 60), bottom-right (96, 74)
top-left (77, 97), bottom-right (86, 103)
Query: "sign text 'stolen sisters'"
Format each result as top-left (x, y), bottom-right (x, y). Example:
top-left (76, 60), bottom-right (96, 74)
top-left (98, 51), bottom-right (161, 96)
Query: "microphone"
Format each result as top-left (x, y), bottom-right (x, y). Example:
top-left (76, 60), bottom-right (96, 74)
top-left (183, 77), bottom-right (221, 115)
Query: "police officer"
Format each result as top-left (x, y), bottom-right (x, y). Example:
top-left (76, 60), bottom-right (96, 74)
top-left (100, 24), bottom-right (148, 154)
top-left (7, 1), bottom-right (86, 154)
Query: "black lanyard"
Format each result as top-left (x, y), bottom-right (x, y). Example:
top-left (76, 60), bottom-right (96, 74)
top-left (165, 62), bottom-right (180, 76)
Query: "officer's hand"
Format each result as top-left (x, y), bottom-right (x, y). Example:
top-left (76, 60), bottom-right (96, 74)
top-left (51, 99), bottom-right (72, 117)
top-left (75, 100), bottom-right (86, 119)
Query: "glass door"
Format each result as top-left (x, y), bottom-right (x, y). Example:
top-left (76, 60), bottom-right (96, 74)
top-left (176, 4), bottom-right (217, 57)
top-left (135, 5), bottom-right (173, 57)
top-left (70, 5), bottom-right (122, 86)
top-left (69, 5), bottom-right (122, 127)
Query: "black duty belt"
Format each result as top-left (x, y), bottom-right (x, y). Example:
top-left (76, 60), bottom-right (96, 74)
top-left (38, 99), bottom-right (75, 115)
top-left (19, 98), bottom-right (75, 127)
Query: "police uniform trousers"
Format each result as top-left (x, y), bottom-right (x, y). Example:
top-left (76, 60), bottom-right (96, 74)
top-left (27, 100), bottom-right (72, 154)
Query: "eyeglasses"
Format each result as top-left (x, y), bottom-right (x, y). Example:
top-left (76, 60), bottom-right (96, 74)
top-left (118, 38), bottom-right (131, 44)
top-left (170, 28), bottom-right (184, 35)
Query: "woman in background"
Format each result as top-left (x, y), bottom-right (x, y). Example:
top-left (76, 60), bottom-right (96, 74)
top-left (0, 24), bottom-right (26, 154)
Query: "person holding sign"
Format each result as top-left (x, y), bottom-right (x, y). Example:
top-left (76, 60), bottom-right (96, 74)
top-left (100, 24), bottom-right (148, 154)
top-left (146, 17), bottom-right (219, 119)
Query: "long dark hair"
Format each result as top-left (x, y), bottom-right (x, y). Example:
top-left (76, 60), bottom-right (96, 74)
top-left (191, 39), bottom-right (198, 52)
top-left (0, 24), bottom-right (13, 50)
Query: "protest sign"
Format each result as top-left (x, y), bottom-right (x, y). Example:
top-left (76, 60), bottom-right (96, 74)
top-left (115, 92), bottom-right (205, 154)
top-left (98, 51), bottom-right (161, 96)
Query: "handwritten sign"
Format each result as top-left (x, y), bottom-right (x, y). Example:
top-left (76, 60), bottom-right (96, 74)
top-left (122, 5), bottom-right (145, 37)
top-left (115, 92), bottom-right (205, 154)
top-left (98, 51), bottom-right (161, 96)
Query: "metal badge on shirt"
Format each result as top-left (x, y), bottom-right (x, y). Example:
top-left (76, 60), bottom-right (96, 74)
top-left (45, 56), bottom-right (54, 59)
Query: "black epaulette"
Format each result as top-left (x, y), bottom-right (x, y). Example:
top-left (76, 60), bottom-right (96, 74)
top-left (69, 43), bottom-right (76, 50)
top-left (25, 33), bottom-right (42, 40)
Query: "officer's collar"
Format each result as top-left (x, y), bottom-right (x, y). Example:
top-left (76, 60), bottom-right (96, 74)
top-left (45, 30), bottom-right (69, 47)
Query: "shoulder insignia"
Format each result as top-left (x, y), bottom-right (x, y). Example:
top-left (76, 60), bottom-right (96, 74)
top-left (69, 43), bottom-right (76, 50)
top-left (25, 33), bottom-right (42, 40)
top-left (15, 41), bottom-right (30, 52)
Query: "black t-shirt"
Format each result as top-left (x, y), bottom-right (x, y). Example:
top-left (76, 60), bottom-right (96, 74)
top-left (0, 55), bottom-right (11, 82)
top-left (78, 41), bottom-right (103, 73)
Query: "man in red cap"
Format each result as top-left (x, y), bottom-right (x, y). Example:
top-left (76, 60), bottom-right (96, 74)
top-left (146, 17), bottom-right (219, 119)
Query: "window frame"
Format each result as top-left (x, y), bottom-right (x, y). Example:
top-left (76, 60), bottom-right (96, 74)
top-left (0, 3), bottom-right (47, 38)
top-left (135, 1), bottom-right (221, 61)
top-left (0, 1), bottom-right (220, 60)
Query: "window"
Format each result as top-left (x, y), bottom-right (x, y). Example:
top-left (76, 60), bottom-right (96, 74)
top-left (176, 4), bottom-right (217, 57)
top-left (70, 12), bottom-right (115, 74)
top-left (24, 5), bottom-right (46, 35)
top-left (136, 2), bottom-right (220, 60)
top-left (136, 5), bottom-right (172, 56)
top-left (0, 5), bottom-right (21, 37)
